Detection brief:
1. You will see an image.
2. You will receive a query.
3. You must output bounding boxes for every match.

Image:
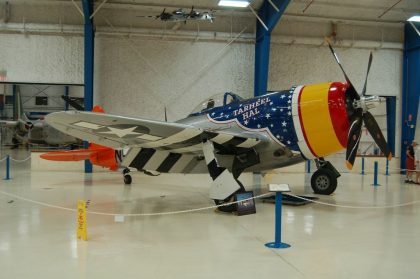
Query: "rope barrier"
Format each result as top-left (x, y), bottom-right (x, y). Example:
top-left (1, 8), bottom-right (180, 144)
top-left (1, 189), bottom-right (420, 217)
top-left (10, 156), bottom-right (31, 163)
top-left (0, 190), bottom-right (271, 216)
top-left (287, 193), bottom-right (420, 209)
top-left (0, 156), bottom-right (31, 163)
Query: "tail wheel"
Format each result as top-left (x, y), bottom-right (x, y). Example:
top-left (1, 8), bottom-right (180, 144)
top-left (124, 174), bottom-right (132, 185)
top-left (311, 168), bottom-right (337, 195)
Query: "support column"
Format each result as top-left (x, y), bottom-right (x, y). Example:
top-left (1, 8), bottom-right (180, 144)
top-left (385, 96), bottom-right (396, 155)
top-left (401, 22), bottom-right (420, 172)
top-left (82, 0), bottom-right (94, 173)
top-left (254, 0), bottom-right (291, 97)
top-left (12, 84), bottom-right (17, 120)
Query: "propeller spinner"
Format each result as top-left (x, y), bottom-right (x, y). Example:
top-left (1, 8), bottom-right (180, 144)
top-left (327, 43), bottom-right (392, 169)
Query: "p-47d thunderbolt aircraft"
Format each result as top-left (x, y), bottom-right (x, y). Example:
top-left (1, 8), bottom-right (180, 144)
top-left (45, 44), bottom-right (391, 209)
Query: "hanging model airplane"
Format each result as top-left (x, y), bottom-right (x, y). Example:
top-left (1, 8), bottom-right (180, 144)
top-left (137, 7), bottom-right (215, 23)
top-left (44, 44), bottom-right (392, 211)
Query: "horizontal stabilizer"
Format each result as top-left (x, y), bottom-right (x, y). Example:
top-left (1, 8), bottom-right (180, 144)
top-left (40, 150), bottom-right (98, 161)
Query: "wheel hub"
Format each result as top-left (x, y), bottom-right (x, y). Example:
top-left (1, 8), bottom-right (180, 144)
top-left (315, 175), bottom-right (330, 190)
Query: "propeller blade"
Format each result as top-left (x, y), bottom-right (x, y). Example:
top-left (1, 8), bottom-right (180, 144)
top-left (327, 42), bottom-right (360, 100)
top-left (346, 115), bottom-right (363, 169)
top-left (361, 52), bottom-right (373, 96)
top-left (61, 95), bottom-right (84, 111)
top-left (363, 111), bottom-right (392, 160)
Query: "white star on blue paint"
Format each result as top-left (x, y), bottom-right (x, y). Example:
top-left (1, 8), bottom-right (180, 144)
top-left (207, 88), bottom-right (300, 152)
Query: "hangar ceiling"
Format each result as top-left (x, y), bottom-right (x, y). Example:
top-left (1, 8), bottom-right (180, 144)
top-left (0, 0), bottom-right (418, 42)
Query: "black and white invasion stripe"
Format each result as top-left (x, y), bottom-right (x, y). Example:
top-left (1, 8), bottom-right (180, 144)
top-left (121, 131), bottom-right (261, 174)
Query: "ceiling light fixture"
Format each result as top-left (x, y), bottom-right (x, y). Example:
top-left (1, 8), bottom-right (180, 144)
top-left (407, 15), bottom-right (420, 22)
top-left (218, 0), bottom-right (250, 8)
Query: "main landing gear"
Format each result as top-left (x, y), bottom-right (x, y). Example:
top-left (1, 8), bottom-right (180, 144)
top-left (202, 139), bottom-right (260, 213)
top-left (310, 158), bottom-right (340, 195)
top-left (123, 168), bottom-right (132, 185)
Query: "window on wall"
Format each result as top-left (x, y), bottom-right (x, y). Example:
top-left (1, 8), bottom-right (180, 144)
top-left (35, 96), bottom-right (48, 106)
top-left (5, 95), bottom-right (13, 104)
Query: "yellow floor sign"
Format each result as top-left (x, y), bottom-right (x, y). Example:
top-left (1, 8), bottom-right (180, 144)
top-left (77, 200), bottom-right (87, 241)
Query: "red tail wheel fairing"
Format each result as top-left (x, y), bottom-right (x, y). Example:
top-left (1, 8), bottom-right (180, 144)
top-left (292, 82), bottom-right (349, 159)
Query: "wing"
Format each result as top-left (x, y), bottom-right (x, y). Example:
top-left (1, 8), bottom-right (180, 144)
top-left (45, 111), bottom-right (269, 174)
top-left (0, 120), bottom-right (19, 128)
top-left (45, 111), bottom-right (266, 152)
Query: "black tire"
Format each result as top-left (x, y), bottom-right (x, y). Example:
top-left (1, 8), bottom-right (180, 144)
top-left (311, 168), bottom-right (337, 195)
top-left (214, 196), bottom-right (237, 213)
top-left (124, 174), bottom-right (132, 185)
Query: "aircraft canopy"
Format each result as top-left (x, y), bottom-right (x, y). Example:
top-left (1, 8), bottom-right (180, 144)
top-left (190, 92), bottom-right (243, 116)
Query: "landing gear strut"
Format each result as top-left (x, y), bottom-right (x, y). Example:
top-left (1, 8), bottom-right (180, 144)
top-left (123, 168), bottom-right (132, 185)
top-left (310, 158), bottom-right (340, 195)
top-left (213, 178), bottom-right (246, 213)
top-left (202, 139), bottom-right (260, 213)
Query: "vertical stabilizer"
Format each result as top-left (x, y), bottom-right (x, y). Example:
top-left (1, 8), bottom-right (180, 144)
top-left (13, 86), bottom-right (29, 122)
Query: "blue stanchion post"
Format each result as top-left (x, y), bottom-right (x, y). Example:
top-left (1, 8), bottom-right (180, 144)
top-left (361, 156), bottom-right (365, 175)
top-left (265, 192), bottom-right (290, 249)
top-left (4, 155), bottom-right (10, 180)
top-left (307, 160), bottom-right (311, 173)
top-left (386, 159), bottom-right (389, 176)
top-left (373, 161), bottom-right (380, 186)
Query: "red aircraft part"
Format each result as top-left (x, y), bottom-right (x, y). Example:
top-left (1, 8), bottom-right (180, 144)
top-left (40, 143), bottom-right (118, 171)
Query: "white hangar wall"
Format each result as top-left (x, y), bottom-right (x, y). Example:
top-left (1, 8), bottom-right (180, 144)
top-left (94, 37), bottom-right (255, 121)
top-left (0, 34), bottom-right (83, 84)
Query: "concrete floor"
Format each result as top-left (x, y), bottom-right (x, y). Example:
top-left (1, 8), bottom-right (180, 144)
top-left (1, 149), bottom-right (420, 279)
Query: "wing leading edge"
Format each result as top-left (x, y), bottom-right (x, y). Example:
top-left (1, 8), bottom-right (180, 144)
top-left (45, 111), bottom-right (265, 152)
top-left (45, 111), bottom-right (270, 174)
